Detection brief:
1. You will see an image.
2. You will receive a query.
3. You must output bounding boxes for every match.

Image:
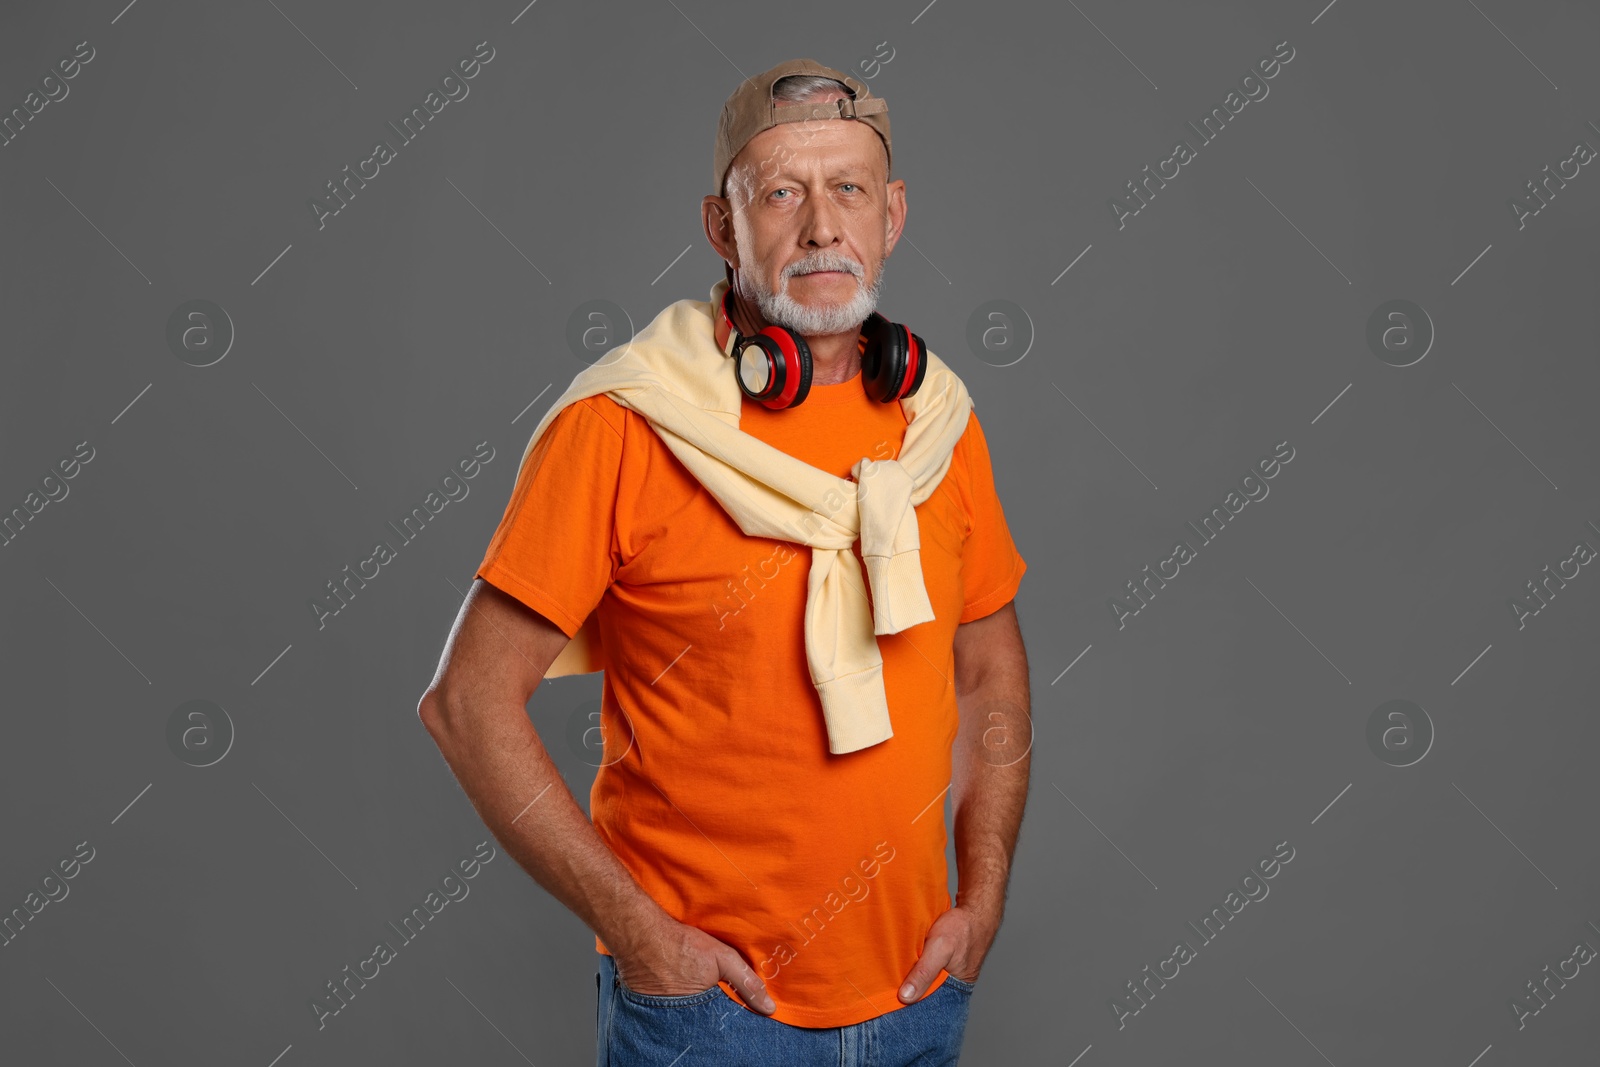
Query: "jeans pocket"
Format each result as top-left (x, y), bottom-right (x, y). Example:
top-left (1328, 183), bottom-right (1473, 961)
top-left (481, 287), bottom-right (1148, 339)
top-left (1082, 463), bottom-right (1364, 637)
top-left (615, 973), bottom-right (723, 1009)
top-left (942, 973), bottom-right (978, 995)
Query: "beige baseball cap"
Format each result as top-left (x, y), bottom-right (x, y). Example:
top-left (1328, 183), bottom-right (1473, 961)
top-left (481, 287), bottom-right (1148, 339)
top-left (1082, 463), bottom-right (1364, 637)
top-left (713, 58), bottom-right (891, 196)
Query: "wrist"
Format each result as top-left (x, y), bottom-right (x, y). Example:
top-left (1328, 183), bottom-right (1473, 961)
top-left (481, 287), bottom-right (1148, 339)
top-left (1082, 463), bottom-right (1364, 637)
top-left (955, 885), bottom-right (1006, 925)
top-left (598, 891), bottom-right (671, 957)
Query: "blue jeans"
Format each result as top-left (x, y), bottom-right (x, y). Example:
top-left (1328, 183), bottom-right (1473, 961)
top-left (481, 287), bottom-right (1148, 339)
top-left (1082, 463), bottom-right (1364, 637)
top-left (596, 951), bottom-right (974, 1066)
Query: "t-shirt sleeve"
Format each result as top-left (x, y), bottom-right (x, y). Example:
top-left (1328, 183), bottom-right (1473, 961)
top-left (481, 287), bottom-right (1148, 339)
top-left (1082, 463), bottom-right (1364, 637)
top-left (475, 397), bottom-right (624, 638)
top-left (958, 411), bottom-right (1028, 623)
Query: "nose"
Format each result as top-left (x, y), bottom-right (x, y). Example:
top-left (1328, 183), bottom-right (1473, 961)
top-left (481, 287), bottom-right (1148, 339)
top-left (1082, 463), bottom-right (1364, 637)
top-left (798, 190), bottom-right (843, 251)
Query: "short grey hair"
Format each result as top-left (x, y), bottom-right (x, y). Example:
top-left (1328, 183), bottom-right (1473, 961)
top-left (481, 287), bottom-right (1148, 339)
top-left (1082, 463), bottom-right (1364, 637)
top-left (770, 74), bottom-right (854, 105)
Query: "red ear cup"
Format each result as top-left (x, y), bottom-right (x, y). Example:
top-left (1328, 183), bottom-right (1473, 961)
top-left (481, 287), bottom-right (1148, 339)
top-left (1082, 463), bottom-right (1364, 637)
top-left (737, 327), bottom-right (812, 409)
top-left (899, 330), bottom-right (928, 399)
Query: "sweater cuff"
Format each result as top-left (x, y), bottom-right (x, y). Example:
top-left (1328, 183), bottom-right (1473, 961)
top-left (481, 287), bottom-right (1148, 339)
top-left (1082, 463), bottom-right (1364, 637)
top-left (814, 663), bottom-right (894, 754)
top-left (862, 549), bottom-right (935, 635)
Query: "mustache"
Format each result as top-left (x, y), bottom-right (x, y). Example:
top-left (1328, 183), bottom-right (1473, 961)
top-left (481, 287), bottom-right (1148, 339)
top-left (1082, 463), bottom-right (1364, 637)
top-left (783, 253), bottom-right (863, 279)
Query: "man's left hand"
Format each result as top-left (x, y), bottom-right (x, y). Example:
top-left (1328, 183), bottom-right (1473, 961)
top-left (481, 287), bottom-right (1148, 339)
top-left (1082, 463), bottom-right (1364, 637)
top-left (897, 903), bottom-right (1000, 1002)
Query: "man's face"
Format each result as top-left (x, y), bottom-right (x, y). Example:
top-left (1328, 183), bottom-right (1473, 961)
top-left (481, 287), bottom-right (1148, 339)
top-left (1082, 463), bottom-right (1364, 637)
top-left (716, 96), bottom-right (905, 336)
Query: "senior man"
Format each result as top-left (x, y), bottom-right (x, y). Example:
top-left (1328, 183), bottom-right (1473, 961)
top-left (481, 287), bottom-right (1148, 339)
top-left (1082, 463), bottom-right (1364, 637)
top-left (419, 58), bottom-right (1031, 1065)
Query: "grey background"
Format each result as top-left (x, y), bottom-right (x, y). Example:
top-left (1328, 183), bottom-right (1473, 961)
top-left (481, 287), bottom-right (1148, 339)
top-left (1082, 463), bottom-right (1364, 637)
top-left (2, 0), bottom-right (1597, 1064)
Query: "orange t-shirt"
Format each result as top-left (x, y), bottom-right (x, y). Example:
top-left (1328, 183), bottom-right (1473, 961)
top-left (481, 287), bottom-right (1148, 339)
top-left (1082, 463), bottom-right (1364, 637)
top-left (475, 368), bottom-right (1027, 1028)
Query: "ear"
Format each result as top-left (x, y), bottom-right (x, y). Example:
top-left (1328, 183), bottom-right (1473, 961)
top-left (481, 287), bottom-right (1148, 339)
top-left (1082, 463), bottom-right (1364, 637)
top-left (701, 194), bottom-right (739, 271)
top-left (883, 178), bottom-right (907, 257)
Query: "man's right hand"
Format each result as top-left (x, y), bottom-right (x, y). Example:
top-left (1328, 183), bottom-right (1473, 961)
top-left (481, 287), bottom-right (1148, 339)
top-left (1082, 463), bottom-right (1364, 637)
top-left (612, 913), bottom-right (777, 1015)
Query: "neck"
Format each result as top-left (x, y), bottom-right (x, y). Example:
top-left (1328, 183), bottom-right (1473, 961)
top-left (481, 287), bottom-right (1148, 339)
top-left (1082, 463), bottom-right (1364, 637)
top-left (727, 283), bottom-right (863, 386)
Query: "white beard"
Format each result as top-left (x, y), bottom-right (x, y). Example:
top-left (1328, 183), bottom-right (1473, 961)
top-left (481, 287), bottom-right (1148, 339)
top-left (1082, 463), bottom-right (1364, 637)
top-left (740, 252), bottom-right (885, 336)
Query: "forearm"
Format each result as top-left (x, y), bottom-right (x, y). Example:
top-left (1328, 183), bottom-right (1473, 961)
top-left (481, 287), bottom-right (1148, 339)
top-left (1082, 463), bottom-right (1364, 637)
top-left (950, 672), bottom-right (1031, 917)
top-left (420, 693), bottom-right (667, 954)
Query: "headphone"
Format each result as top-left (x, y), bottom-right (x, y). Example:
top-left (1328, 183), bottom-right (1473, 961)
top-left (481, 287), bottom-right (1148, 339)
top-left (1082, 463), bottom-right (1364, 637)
top-left (715, 287), bottom-right (929, 410)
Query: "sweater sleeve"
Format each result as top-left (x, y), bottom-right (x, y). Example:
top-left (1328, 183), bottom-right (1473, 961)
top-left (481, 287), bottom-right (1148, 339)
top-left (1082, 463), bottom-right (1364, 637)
top-left (475, 397), bottom-right (625, 637)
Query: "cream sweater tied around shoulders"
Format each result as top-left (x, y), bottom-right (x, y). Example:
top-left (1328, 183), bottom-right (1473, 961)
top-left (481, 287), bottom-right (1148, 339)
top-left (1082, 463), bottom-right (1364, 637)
top-left (514, 278), bottom-right (974, 754)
